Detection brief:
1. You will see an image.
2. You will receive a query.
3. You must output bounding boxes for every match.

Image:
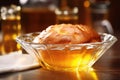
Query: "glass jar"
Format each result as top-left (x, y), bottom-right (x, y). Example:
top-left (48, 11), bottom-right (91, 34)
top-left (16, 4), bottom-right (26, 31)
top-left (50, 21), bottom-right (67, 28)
top-left (55, 0), bottom-right (79, 24)
top-left (0, 5), bottom-right (22, 54)
top-left (20, 0), bottom-right (57, 33)
top-left (90, 0), bottom-right (114, 34)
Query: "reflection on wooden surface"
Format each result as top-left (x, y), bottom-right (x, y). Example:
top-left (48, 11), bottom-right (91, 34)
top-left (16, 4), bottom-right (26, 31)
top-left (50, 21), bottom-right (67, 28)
top-left (0, 68), bottom-right (99, 80)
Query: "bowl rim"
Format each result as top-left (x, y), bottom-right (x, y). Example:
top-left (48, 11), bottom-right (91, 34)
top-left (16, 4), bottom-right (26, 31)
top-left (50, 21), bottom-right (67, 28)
top-left (16, 32), bottom-right (117, 46)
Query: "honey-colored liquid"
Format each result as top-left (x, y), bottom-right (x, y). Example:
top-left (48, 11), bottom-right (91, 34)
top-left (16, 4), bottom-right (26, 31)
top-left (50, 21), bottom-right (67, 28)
top-left (56, 15), bottom-right (79, 24)
top-left (1, 18), bottom-right (21, 54)
top-left (39, 47), bottom-right (99, 71)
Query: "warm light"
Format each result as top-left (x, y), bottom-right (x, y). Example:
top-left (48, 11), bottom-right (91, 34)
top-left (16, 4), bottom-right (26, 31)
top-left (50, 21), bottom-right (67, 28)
top-left (71, 55), bottom-right (82, 67)
top-left (90, 70), bottom-right (99, 80)
top-left (73, 7), bottom-right (79, 14)
top-left (18, 25), bottom-right (22, 34)
top-left (84, 0), bottom-right (90, 8)
top-left (12, 34), bottom-right (17, 40)
top-left (76, 67), bottom-right (98, 80)
top-left (19, 0), bottom-right (28, 5)
top-left (82, 54), bottom-right (91, 64)
top-left (86, 68), bottom-right (98, 80)
top-left (17, 43), bottom-right (21, 50)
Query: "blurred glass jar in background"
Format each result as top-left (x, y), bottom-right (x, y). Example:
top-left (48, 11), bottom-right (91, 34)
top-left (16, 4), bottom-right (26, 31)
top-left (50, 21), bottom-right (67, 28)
top-left (0, 5), bottom-right (22, 54)
top-left (89, 0), bottom-right (114, 34)
top-left (20, 0), bottom-right (57, 33)
top-left (55, 0), bottom-right (79, 24)
top-left (55, 7), bottom-right (79, 24)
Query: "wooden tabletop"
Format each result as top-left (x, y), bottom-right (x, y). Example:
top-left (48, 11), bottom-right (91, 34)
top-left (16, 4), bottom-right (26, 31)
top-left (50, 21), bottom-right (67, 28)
top-left (0, 32), bottom-right (119, 80)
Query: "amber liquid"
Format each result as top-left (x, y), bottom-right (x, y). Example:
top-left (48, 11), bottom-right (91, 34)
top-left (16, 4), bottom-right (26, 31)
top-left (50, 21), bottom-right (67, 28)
top-left (39, 47), bottom-right (100, 71)
top-left (56, 15), bottom-right (79, 24)
top-left (1, 18), bottom-right (21, 54)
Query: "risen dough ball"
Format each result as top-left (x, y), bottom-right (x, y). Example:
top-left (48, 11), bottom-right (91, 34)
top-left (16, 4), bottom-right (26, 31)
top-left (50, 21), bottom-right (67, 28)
top-left (33, 24), bottom-right (101, 44)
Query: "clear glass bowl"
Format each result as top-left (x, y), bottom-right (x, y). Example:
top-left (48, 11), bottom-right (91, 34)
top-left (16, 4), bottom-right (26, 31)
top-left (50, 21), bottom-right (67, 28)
top-left (16, 32), bottom-right (117, 71)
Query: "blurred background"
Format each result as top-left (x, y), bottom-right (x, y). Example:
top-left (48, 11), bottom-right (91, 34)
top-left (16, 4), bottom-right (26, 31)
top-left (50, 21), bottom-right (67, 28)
top-left (0, 0), bottom-right (119, 33)
top-left (0, 0), bottom-right (120, 54)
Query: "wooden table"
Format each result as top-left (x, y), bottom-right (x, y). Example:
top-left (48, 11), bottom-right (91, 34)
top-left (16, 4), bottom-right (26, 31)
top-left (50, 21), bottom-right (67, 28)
top-left (0, 32), bottom-right (119, 80)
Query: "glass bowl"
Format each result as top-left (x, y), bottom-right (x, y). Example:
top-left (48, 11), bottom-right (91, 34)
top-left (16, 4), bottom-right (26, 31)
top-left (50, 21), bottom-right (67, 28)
top-left (16, 32), bottom-right (117, 71)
